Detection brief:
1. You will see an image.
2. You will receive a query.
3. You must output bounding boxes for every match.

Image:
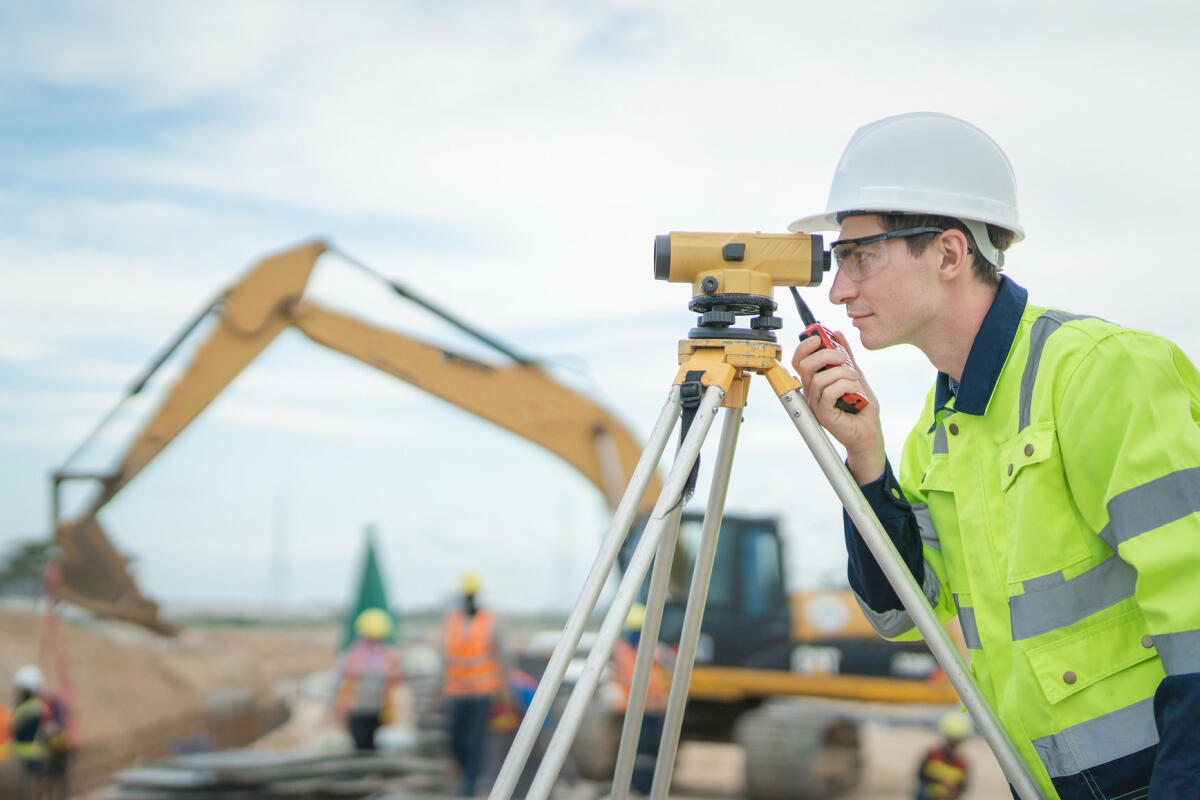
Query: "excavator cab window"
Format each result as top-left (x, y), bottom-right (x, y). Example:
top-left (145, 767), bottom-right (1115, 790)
top-left (620, 512), bottom-right (791, 670)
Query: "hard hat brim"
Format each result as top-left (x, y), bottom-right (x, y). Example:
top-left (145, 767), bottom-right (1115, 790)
top-left (787, 212), bottom-right (839, 235)
top-left (789, 209), bottom-right (1025, 243)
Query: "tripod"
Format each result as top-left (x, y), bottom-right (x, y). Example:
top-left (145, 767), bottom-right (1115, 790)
top-left (489, 289), bottom-right (1044, 800)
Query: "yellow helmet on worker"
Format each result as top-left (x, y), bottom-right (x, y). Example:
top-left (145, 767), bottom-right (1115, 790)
top-left (459, 571), bottom-right (482, 596)
top-left (354, 607), bottom-right (394, 640)
top-left (937, 710), bottom-right (974, 741)
top-left (624, 603), bottom-right (647, 633)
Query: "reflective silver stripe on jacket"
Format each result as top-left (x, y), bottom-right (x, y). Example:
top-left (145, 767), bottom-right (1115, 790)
top-left (1154, 629), bottom-right (1200, 675)
top-left (932, 421), bottom-right (948, 455)
top-left (1018, 310), bottom-right (1097, 432)
top-left (953, 595), bottom-right (982, 650)
top-left (853, 563), bottom-right (942, 639)
top-left (1032, 697), bottom-right (1158, 778)
top-left (1009, 556), bottom-right (1136, 640)
top-left (1098, 467), bottom-right (1200, 550)
top-left (912, 503), bottom-right (941, 552)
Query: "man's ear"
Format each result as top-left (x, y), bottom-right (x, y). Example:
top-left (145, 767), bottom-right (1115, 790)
top-left (937, 229), bottom-right (971, 281)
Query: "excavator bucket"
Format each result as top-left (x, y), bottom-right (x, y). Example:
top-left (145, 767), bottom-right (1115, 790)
top-left (56, 515), bottom-right (178, 635)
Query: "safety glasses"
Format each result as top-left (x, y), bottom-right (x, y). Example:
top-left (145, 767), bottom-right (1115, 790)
top-left (830, 226), bottom-right (946, 281)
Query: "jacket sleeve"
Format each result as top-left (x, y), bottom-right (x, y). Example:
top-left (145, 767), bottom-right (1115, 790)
top-left (843, 426), bottom-right (956, 640)
top-left (1055, 332), bottom-right (1200, 788)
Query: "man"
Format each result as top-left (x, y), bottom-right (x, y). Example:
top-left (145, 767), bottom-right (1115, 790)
top-left (790, 112), bottom-right (1200, 799)
top-left (916, 711), bottom-right (972, 800)
top-left (443, 571), bottom-right (505, 797)
top-left (333, 607), bottom-right (403, 751)
top-left (10, 665), bottom-right (47, 800)
top-left (610, 603), bottom-right (672, 796)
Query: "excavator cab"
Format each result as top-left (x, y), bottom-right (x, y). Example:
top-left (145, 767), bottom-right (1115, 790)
top-left (622, 512), bottom-right (791, 671)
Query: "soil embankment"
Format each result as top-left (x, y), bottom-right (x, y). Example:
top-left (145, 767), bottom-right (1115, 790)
top-left (0, 607), bottom-right (339, 794)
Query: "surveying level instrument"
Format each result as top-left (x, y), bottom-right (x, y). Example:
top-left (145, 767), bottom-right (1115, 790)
top-left (490, 232), bottom-right (1045, 800)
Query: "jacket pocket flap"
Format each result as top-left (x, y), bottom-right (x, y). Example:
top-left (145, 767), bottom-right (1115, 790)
top-left (921, 456), bottom-right (953, 493)
top-left (1000, 422), bottom-right (1055, 492)
top-left (1024, 609), bottom-right (1155, 704)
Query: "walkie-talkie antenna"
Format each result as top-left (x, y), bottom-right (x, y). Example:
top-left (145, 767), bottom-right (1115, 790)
top-left (789, 287), bottom-right (817, 327)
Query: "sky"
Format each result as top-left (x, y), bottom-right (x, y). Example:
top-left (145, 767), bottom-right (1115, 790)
top-left (2, 1), bottom-right (1199, 617)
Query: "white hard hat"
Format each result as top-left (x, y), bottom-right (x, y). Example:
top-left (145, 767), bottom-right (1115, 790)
top-left (789, 112), bottom-right (1024, 267)
top-left (13, 664), bottom-right (44, 692)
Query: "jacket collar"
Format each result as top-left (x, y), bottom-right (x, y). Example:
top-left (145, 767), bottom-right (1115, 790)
top-left (932, 275), bottom-right (1028, 421)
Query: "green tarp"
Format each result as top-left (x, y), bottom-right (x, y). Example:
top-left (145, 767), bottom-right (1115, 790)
top-left (340, 526), bottom-right (396, 649)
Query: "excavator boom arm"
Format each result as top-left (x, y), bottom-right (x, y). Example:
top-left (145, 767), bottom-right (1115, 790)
top-left (55, 241), bottom-right (661, 632)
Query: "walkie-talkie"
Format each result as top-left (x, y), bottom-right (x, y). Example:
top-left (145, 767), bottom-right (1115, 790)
top-left (789, 287), bottom-right (869, 414)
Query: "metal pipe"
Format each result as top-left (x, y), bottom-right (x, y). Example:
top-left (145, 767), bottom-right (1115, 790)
top-left (609, 502), bottom-right (683, 800)
top-left (777, 389), bottom-right (1044, 800)
top-left (488, 387), bottom-right (682, 800)
top-left (649, 407), bottom-right (742, 800)
top-left (523, 385), bottom-right (725, 800)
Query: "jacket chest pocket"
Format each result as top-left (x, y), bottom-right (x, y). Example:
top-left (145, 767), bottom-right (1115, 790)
top-left (1000, 422), bottom-right (1090, 581)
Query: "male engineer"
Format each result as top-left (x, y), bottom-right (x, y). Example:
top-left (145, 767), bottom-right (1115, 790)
top-left (790, 112), bottom-right (1200, 798)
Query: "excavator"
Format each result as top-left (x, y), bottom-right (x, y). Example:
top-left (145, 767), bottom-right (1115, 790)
top-left (50, 240), bottom-right (661, 635)
top-left (52, 240), bottom-right (960, 798)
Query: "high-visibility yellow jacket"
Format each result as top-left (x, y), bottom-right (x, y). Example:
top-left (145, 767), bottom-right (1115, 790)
top-left (10, 696), bottom-right (47, 763)
top-left (845, 278), bottom-right (1200, 799)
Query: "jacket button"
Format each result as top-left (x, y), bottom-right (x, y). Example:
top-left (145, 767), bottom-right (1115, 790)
top-left (1024, 443), bottom-right (1035, 457)
top-left (1063, 671), bottom-right (1077, 684)
top-left (948, 423), bottom-right (959, 435)
top-left (1007, 464), bottom-right (1014, 476)
top-left (1142, 635), bottom-right (1154, 648)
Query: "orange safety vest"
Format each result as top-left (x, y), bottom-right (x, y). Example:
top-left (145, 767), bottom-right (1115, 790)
top-left (612, 638), bottom-right (671, 713)
top-left (443, 609), bottom-right (504, 697)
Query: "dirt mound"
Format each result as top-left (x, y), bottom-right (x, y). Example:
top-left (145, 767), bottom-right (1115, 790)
top-left (0, 607), bottom-right (339, 793)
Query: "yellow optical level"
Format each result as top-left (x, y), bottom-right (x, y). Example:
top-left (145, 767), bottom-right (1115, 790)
top-left (654, 232), bottom-right (830, 298)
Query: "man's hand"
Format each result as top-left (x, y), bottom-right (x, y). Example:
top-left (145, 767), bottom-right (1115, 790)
top-left (791, 331), bottom-right (886, 484)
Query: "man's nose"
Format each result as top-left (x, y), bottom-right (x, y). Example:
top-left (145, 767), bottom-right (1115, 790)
top-left (828, 268), bottom-right (856, 306)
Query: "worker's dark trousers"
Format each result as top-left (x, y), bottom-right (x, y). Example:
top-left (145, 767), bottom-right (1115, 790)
top-left (632, 713), bottom-right (664, 794)
top-left (451, 695), bottom-right (492, 796)
top-left (347, 711), bottom-right (381, 751)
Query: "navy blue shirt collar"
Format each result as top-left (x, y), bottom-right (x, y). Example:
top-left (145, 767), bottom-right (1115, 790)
top-left (932, 275), bottom-right (1028, 420)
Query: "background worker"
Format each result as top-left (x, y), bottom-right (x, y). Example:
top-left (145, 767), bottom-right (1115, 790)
top-left (333, 607), bottom-right (403, 751)
top-left (442, 571), bottom-right (506, 797)
top-left (915, 711), bottom-right (972, 800)
top-left (39, 690), bottom-right (69, 800)
top-left (10, 665), bottom-right (47, 800)
top-left (610, 603), bottom-right (673, 796)
top-left (790, 111), bottom-right (1200, 798)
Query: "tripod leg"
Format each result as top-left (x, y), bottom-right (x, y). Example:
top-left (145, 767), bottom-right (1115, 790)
top-left (489, 386), bottom-right (684, 800)
top-left (523, 384), bottom-right (727, 800)
top-left (609, 501), bottom-right (684, 800)
top-left (775, 387), bottom-right (1044, 800)
top-left (648, 406), bottom-right (742, 800)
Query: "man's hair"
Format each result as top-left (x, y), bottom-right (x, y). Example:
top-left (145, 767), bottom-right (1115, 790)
top-left (877, 214), bottom-right (1014, 286)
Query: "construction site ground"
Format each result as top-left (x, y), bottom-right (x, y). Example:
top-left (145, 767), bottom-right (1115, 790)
top-left (0, 607), bottom-right (1009, 798)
